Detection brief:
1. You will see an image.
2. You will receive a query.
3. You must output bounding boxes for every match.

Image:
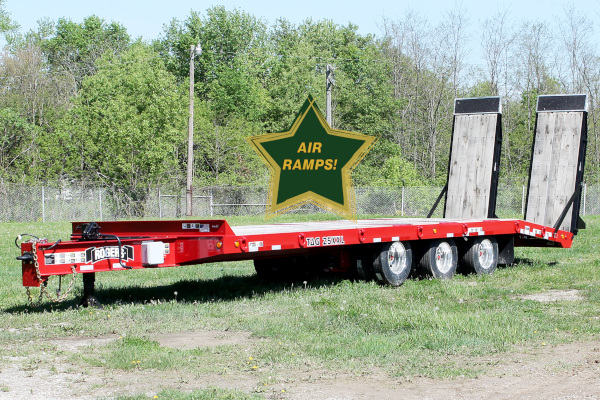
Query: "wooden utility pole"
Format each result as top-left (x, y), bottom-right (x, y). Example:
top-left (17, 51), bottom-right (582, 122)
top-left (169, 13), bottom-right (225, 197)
top-left (186, 44), bottom-right (201, 216)
top-left (326, 64), bottom-right (335, 127)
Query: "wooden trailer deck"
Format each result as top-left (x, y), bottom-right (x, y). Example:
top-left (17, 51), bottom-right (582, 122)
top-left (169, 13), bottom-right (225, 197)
top-left (231, 218), bottom-right (514, 235)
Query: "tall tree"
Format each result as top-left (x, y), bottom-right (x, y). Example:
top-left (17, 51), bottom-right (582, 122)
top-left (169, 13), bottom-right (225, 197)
top-left (500, 21), bottom-right (559, 181)
top-left (0, 0), bottom-right (18, 38)
top-left (155, 6), bottom-right (270, 123)
top-left (262, 19), bottom-right (315, 132)
top-left (0, 108), bottom-right (40, 183)
top-left (0, 44), bottom-right (75, 127)
top-left (382, 10), bottom-right (465, 182)
top-left (480, 9), bottom-right (515, 97)
top-left (62, 43), bottom-right (186, 214)
top-left (558, 6), bottom-right (599, 183)
top-left (193, 103), bottom-right (265, 186)
top-left (0, 40), bottom-right (75, 181)
top-left (42, 15), bottom-right (130, 84)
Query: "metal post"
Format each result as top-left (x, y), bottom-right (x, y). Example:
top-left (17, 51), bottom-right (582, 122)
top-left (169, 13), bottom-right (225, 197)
top-left (42, 186), bottom-right (46, 223)
top-left (210, 188), bottom-right (214, 217)
top-left (326, 64), bottom-right (335, 127)
top-left (158, 187), bottom-right (162, 219)
top-left (401, 186), bottom-right (405, 217)
top-left (521, 185), bottom-right (526, 216)
top-left (80, 272), bottom-right (102, 308)
top-left (99, 188), bottom-right (103, 221)
top-left (583, 183), bottom-right (587, 216)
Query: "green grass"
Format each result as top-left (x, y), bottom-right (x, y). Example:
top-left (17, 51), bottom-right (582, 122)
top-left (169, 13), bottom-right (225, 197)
top-left (1, 215), bottom-right (600, 398)
top-left (111, 388), bottom-right (264, 400)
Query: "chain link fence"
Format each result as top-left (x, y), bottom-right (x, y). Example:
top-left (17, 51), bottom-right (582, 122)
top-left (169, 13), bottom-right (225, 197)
top-left (0, 183), bottom-right (598, 222)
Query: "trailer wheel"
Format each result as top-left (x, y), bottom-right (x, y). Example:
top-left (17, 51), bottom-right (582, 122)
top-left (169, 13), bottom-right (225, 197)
top-left (461, 237), bottom-right (498, 275)
top-left (373, 241), bottom-right (412, 286)
top-left (419, 239), bottom-right (458, 279)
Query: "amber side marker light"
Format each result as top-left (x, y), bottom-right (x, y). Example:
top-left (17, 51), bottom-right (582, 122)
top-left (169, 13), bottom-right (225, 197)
top-left (216, 241), bottom-right (223, 249)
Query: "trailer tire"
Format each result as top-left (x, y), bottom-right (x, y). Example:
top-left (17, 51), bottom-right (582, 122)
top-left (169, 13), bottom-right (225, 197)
top-left (461, 237), bottom-right (498, 275)
top-left (373, 241), bottom-right (412, 286)
top-left (419, 239), bottom-right (458, 279)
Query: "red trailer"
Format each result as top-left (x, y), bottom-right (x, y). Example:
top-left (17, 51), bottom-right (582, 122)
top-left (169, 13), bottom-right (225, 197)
top-left (16, 95), bottom-right (589, 306)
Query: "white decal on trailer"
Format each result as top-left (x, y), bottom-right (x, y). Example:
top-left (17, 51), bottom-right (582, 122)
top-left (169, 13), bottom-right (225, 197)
top-left (248, 241), bottom-right (263, 252)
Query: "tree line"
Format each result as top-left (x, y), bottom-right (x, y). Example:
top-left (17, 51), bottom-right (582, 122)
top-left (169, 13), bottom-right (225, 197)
top-left (0, 2), bottom-right (598, 210)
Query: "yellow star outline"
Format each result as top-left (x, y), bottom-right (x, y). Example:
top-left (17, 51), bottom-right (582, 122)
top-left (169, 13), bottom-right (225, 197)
top-left (247, 96), bottom-right (376, 220)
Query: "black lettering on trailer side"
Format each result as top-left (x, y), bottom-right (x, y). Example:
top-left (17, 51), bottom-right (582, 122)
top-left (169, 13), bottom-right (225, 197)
top-left (306, 237), bottom-right (321, 247)
top-left (321, 236), bottom-right (345, 246)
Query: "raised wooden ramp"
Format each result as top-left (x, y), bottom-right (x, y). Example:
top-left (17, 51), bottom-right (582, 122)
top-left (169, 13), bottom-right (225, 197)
top-left (443, 97), bottom-right (503, 219)
top-left (525, 94), bottom-right (587, 234)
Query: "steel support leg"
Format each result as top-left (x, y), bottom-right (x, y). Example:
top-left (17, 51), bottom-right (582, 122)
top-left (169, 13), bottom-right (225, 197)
top-left (80, 272), bottom-right (102, 308)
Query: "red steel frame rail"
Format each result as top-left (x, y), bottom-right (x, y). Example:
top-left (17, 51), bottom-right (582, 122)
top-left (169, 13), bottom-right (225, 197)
top-left (19, 218), bottom-right (575, 287)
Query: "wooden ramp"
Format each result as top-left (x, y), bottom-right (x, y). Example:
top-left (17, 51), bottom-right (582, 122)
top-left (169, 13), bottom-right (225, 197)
top-left (443, 97), bottom-right (502, 219)
top-left (525, 94), bottom-right (588, 234)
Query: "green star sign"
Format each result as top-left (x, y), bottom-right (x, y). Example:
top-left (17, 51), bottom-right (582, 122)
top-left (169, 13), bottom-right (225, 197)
top-left (247, 96), bottom-right (376, 219)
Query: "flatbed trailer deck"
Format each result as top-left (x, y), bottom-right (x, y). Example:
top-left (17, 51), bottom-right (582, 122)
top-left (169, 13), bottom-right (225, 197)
top-left (18, 217), bottom-right (573, 286)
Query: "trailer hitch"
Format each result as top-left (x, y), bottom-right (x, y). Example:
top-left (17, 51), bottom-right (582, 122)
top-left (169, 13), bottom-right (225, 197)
top-left (15, 233), bottom-right (42, 263)
top-left (16, 253), bottom-right (34, 263)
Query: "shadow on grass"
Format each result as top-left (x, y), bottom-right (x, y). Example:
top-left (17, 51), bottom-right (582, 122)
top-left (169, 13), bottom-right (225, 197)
top-left (4, 273), bottom-right (350, 314)
top-left (7, 259), bottom-right (553, 314)
top-left (509, 258), bottom-right (558, 268)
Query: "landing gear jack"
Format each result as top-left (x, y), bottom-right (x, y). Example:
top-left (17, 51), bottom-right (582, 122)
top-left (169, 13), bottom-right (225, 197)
top-left (79, 273), bottom-right (102, 309)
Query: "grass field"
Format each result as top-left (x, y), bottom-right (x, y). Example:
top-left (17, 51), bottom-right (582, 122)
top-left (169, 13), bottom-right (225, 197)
top-left (1, 215), bottom-right (599, 399)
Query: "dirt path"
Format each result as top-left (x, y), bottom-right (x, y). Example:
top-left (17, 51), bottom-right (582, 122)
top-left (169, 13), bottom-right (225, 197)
top-left (1, 333), bottom-right (599, 400)
top-left (287, 341), bottom-right (600, 400)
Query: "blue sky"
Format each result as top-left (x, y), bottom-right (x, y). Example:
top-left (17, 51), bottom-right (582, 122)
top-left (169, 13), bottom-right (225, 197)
top-left (3, 0), bottom-right (592, 41)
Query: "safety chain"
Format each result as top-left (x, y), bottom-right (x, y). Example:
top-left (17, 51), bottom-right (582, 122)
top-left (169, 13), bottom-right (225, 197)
top-left (25, 241), bottom-right (77, 306)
